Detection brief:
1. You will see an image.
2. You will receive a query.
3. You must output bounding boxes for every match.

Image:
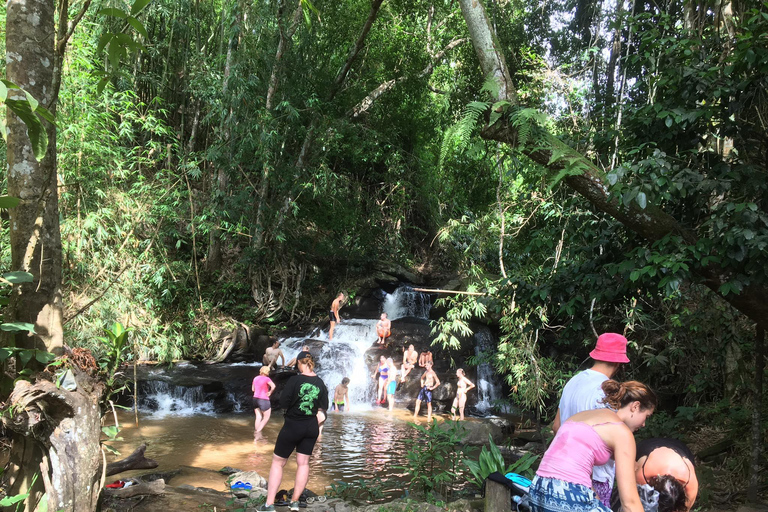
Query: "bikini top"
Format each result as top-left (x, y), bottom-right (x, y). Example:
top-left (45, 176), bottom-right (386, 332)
top-left (379, 365), bottom-right (389, 377)
top-left (637, 438), bottom-right (694, 486)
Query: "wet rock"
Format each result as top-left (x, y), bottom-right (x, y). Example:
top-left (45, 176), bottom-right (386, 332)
top-left (228, 470), bottom-right (267, 490)
top-left (438, 416), bottom-right (514, 445)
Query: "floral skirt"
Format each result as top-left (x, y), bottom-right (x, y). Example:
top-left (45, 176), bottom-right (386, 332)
top-left (528, 476), bottom-right (611, 512)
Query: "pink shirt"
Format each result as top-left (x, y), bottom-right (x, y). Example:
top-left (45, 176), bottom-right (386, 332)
top-left (252, 375), bottom-right (273, 399)
top-left (536, 421), bottom-right (613, 487)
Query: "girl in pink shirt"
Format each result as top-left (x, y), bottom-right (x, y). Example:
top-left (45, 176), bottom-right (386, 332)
top-left (252, 366), bottom-right (276, 433)
top-left (529, 380), bottom-right (657, 512)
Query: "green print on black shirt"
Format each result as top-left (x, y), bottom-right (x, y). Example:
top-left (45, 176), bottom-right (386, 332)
top-left (298, 382), bottom-right (320, 415)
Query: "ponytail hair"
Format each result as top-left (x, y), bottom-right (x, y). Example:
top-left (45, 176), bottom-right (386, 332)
top-left (298, 354), bottom-right (315, 371)
top-left (648, 475), bottom-right (687, 512)
top-left (601, 380), bottom-right (657, 411)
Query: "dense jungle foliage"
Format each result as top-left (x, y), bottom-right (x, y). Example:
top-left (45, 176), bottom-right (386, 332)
top-left (1, 0), bottom-right (767, 506)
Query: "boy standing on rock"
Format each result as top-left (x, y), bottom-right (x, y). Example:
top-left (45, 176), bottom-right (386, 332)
top-left (413, 361), bottom-right (441, 422)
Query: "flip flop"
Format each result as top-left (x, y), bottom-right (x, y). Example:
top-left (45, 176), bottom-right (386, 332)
top-left (231, 481), bottom-right (253, 490)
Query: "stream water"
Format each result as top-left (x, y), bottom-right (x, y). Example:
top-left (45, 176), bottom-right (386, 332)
top-left (111, 407), bottom-right (466, 495)
top-left (113, 286), bottom-right (502, 495)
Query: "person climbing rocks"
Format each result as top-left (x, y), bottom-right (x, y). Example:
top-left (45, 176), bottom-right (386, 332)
top-left (328, 293), bottom-right (345, 340)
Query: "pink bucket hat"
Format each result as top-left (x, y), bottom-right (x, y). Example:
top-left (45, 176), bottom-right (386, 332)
top-left (589, 333), bottom-right (630, 363)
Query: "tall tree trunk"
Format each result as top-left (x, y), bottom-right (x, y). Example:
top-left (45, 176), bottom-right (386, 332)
top-left (5, 0), bottom-right (64, 355)
top-left (458, 0), bottom-right (768, 325)
top-left (747, 323), bottom-right (765, 503)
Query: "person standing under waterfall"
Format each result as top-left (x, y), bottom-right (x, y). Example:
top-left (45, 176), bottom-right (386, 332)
top-left (332, 377), bottom-right (351, 412)
top-left (376, 312), bottom-right (392, 345)
top-left (451, 368), bottom-right (475, 421)
top-left (551, 332), bottom-right (631, 507)
top-left (372, 355), bottom-right (389, 404)
top-left (252, 366), bottom-right (276, 434)
top-left (385, 357), bottom-right (398, 411)
top-left (413, 361), bottom-right (440, 421)
top-left (401, 344), bottom-right (419, 381)
top-left (329, 292), bottom-right (345, 340)
top-left (259, 351), bottom-right (328, 512)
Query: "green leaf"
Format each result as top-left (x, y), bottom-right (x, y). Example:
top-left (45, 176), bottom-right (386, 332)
top-left (0, 322), bottom-right (36, 333)
top-left (97, 8), bottom-right (127, 18)
top-left (24, 90), bottom-right (38, 112)
top-left (18, 349), bottom-right (34, 368)
top-left (0, 81), bottom-right (7, 102)
top-left (636, 191), bottom-right (647, 209)
top-left (3, 271), bottom-right (34, 284)
top-left (5, 98), bottom-right (48, 160)
top-left (665, 116), bottom-right (673, 128)
top-left (35, 351), bottom-right (56, 364)
top-left (96, 33), bottom-right (115, 55)
top-left (131, 0), bottom-right (152, 16)
top-left (0, 196), bottom-right (21, 209)
top-left (0, 347), bottom-right (14, 362)
top-left (126, 16), bottom-right (150, 41)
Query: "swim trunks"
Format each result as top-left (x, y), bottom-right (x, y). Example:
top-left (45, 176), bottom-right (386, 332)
top-left (387, 380), bottom-right (397, 395)
top-left (329, 310), bottom-right (336, 322)
top-left (333, 402), bottom-right (345, 412)
top-left (252, 397), bottom-right (271, 411)
top-left (377, 328), bottom-right (391, 338)
top-left (417, 386), bottom-right (432, 403)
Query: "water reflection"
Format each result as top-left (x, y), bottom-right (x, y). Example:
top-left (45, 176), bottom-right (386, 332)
top-left (111, 407), bottom-right (432, 495)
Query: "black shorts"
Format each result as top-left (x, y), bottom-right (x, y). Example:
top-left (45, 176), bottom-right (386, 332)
top-left (274, 418), bottom-right (320, 458)
top-left (329, 311), bottom-right (336, 322)
top-left (252, 398), bottom-right (271, 411)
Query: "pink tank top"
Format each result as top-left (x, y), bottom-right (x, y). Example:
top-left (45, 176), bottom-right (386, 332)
top-left (252, 375), bottom-right (272, 399)
top-left (536, 421), bottom-right (615, 487)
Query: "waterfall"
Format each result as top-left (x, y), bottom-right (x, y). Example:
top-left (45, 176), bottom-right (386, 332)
top-left (282, 286), bottom-right (433, 407)
top-left (473, 327), bottom-right (505, 414)
top-left (138, 381), bottom-right (216, 417)
top-left (382, 285), bottom-right (431, 320)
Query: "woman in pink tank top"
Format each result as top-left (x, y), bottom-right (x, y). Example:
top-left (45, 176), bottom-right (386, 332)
top-left (528, 380), bottom-right (657, 512)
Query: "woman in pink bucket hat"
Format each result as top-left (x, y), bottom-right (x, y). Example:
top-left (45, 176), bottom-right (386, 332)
top-left (551, 332), bottom-right (631, 506)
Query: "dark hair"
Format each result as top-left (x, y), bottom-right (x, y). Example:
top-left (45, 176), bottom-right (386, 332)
top-left (601, 380), bottom-right (657, 411)
top-left (648, 475), bottom-right (687, 512)
top-left (342, 377), bottom-right (350, 385)
top-left (298, 354), bottom-right (315, 371)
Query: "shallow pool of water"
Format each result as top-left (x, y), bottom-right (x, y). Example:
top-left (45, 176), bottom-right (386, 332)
top-left (110, 407), bottom-right (474, 496)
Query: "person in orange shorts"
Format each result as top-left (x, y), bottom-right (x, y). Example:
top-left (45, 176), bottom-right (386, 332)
top-left (634, 438), bottom-right (698, 511)
top-left (375, 313), bottom-right (391, 344)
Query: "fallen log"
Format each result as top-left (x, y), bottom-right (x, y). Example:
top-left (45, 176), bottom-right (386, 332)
top-left (104, 443), bottom-right (158, 477)
top-left (103, 479), bottom-right (165, 499)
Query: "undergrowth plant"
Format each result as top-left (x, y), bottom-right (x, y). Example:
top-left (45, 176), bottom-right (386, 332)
top-left (395, 419), bottom-right (469, 504)
top-left (465, 434), bottom-right (539, 488)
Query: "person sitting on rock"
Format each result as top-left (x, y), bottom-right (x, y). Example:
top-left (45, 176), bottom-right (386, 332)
top-left (375, 313), bottom-right (392, 345)
top-left (286, 345), bottom-right (310, 368)
top-left (418, 350), bottom-right (433, 368)
top-left (401, 344), bottom-right (419, 381)
top-left (263, 340), bottom-right (285, 369)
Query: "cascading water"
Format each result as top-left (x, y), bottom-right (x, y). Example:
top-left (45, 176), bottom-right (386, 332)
top-left (282, 285), bottom-right (433, 406)
top-left (382, 286), bottom-right (431, 320)
top-left (138, 381), bottom-right (216, 417)
top-left (473, 327), bottom-right (505, 414)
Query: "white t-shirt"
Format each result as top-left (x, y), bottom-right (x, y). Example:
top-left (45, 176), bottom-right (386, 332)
top-left (558, 368), bottom-right (615, 485)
